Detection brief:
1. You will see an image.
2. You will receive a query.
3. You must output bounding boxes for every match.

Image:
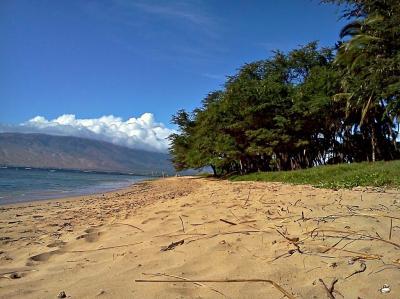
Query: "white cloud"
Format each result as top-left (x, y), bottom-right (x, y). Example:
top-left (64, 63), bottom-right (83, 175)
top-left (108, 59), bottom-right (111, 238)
top-left (132, 1), bottom-right (212, 27)
top-left (1, 113), bottom-right (174, 153)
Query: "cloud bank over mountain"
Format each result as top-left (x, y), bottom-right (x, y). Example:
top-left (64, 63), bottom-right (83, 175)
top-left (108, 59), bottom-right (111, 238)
top-left (0, 113), bottom-right (174, 152)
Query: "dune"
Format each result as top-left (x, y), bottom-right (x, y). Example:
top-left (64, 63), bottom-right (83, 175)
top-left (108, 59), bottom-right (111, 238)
top-left (0, 177), bottom-right (399, 298)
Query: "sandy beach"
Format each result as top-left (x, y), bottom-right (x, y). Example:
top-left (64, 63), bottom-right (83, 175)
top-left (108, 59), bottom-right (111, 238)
top-left (1, 177), bottom-right (399, 298)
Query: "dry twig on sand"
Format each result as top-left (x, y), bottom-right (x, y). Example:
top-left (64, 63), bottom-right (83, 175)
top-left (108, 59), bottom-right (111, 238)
top-left (142, 272), bottom-right (226, 297)
top-left (219, 218), bottom-right (237, 226)
top-left (112, 222), bottom-right (144, 232)
top-left (314, 245), bottom-right (381, 260)
top-left (275, 229), bottom-right (303, 254)
top-left (320, 232), bottom-right (358, 253)
top-left (136, 277), bottom-right (295, 299)
top-left (345, 261), bottom-right (367, 279)
top-left (185, 229), bottom-right (272, 244)
top-left (154, 232), bottom-right (206, 238)
top-left (160, 239), bottom-right (184, 251)
top-left (309, 229), bottom-right (400, 249)
top-left (64, 242), bottom-right (143, 253)
top-left (243, 189), bottom-right (251, 207)
top-left (179, 216), bottom-right (185, 233)
top-left (319, 278), bottom-right (338, 299)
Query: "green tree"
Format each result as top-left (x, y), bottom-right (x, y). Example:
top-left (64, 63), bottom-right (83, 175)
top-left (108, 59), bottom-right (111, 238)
top-left (327, 0), bottom-right (400, 161)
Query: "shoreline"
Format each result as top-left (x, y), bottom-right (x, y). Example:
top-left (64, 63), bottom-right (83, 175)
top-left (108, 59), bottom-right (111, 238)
top-left (0, 165), bottom-right (157, 176)
top-left (0, 177), bottom-right (156, 208)
top-left (0, 167), bottom-right (157, 206)
top-left (1, 177), bottom-right (399, 298)
top-left (0, 178), bottom-right (155, 210)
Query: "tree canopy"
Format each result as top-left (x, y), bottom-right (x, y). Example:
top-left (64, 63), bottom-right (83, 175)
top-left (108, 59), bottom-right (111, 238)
top-left (169, 0), bottom-right (400, 176)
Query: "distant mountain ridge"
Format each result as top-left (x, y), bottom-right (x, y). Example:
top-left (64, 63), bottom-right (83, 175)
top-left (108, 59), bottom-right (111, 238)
top-left (0, 133), bottom-right (174, 175)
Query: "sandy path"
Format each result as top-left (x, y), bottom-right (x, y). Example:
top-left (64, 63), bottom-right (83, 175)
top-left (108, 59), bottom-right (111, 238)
top-left (0, 177), bottom-right (399, 298)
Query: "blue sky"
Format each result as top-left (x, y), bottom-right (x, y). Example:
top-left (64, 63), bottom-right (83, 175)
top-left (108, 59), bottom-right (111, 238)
top-left (0, 0), bottom-right (346, 151)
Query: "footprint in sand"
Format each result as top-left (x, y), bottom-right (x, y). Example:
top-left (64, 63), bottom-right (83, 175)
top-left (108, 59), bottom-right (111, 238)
top-left (29, 250), bottom-right (60, 262)
top-left (47, 240), bottom-right (67, 248)
top-left (0, 268), bottom-right (36, 279)
top-left (31, 227), bottom-right (104, 263)
top-left (76, 228), bottom-right (103, 243)
top-left (84, 227), bottom-right (99, 233)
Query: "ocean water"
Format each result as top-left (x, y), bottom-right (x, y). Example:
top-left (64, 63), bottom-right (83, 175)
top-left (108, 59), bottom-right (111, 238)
top-left (0, 167), bottom-right (151, 205)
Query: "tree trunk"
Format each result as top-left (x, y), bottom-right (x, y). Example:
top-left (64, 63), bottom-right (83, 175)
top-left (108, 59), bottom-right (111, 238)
top-left (371, 125), bottom-right (377, 162)
top-left (388, 125), bottom-right (397, 150)
top-left (210, 165), bottom-right (217, 177)
top-left (239, 159), bottom-right (244, 175)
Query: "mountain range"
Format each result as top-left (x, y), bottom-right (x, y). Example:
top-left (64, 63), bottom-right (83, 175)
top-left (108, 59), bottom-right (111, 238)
top-left (0, 133), bottom-right (175, 175)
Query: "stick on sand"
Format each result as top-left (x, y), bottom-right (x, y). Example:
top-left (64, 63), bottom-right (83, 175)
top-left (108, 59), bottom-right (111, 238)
top-left (135, 278), bottom-right (295, 299)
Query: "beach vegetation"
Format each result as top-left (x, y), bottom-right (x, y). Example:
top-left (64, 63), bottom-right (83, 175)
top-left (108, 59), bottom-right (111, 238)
top-left (231, 159), bottom-right (400, 189)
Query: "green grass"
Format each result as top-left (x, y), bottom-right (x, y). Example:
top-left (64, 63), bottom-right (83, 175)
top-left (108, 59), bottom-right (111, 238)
top-left (230, 160), bottom-right (400, 189)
